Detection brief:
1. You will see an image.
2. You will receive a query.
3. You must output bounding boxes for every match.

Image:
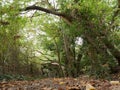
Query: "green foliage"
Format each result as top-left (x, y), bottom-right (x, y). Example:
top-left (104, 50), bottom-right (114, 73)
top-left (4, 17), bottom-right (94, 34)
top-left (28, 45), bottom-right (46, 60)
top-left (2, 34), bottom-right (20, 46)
top-left (0, 0), bottom-right (120, 79)
top-left (0, 74), bottom-right (33, 81)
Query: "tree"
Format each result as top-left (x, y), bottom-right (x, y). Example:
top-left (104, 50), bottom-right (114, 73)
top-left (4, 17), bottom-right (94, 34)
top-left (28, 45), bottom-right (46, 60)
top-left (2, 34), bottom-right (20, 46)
top-left (24, 0), bottom-right (120, 77)
top-left (0, 0), bottom-right (120, 78)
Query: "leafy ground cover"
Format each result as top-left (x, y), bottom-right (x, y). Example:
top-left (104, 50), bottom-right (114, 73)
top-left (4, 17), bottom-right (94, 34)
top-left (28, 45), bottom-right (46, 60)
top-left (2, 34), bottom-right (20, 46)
top-left (0, 75), bottom-right (120, 90)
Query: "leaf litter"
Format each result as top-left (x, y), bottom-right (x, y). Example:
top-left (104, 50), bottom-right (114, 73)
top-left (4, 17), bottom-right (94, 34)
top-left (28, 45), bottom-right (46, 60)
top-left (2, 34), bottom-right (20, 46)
top-left (0, 76), bottom-right (120, 90)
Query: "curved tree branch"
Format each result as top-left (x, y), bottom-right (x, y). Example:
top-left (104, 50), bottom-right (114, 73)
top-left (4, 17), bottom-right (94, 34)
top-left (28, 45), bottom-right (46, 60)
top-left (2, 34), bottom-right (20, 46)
top-left (25, 5), bottom-right (72, 24)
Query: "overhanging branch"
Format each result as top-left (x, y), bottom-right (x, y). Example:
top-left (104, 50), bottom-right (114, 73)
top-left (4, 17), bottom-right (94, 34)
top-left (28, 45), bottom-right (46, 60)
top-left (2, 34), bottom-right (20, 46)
top-left (25, 5), bottom-right (72, 23)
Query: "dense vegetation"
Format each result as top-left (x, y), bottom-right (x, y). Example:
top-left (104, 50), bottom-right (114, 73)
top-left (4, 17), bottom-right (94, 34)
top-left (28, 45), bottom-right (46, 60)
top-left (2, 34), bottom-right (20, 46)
top-left (0, 0), bottom-right (120, 80)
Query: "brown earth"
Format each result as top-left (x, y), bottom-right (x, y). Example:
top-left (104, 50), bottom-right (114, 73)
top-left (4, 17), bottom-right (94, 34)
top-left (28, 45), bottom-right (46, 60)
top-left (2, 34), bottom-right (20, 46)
top-left (0, 75), bottom-right (120, 90)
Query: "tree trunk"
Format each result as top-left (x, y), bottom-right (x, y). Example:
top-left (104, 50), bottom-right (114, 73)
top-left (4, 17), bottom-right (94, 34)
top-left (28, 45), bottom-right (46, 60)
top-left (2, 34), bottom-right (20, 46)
top-left (62, 33), bottom-right (75, 77)
top-left (103, 38), bottom-right (120, 66)
top-left (54, 39), bottom-right (65, 77)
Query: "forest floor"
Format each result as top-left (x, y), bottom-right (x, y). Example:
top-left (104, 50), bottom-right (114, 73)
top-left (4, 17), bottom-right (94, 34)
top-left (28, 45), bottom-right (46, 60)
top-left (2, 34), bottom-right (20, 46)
top-left (0, 74), bottom-right (120, 90)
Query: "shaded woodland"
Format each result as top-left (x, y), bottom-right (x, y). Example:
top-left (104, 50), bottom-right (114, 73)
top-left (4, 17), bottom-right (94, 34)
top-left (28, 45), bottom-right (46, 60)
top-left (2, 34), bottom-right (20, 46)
top-left (0, 0), bottom-right (120, 80)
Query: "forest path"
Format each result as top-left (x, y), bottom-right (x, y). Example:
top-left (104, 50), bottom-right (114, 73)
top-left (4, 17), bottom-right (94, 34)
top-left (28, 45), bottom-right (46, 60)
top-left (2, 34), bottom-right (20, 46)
top-left (0, 77), bottom-right (120, 90)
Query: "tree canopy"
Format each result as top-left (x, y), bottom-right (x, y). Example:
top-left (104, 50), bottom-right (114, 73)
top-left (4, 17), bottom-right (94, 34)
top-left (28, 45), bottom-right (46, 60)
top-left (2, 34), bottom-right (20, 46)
top-left (0, 0), bottom-right (120, 78)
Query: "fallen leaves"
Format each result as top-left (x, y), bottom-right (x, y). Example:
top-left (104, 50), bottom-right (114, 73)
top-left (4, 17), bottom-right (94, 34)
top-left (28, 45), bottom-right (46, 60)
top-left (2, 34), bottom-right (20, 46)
top-left (0, 77), bottom-right (120, 90)
top-left (86, 84), bottom-right (95, 90)
top-left (110, 81), bottom-right (120, 85)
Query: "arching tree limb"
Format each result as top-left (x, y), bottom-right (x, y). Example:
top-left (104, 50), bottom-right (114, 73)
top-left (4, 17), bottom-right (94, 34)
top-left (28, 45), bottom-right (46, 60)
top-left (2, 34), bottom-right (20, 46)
top-left (25, 5), bottom-right (72, 24)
